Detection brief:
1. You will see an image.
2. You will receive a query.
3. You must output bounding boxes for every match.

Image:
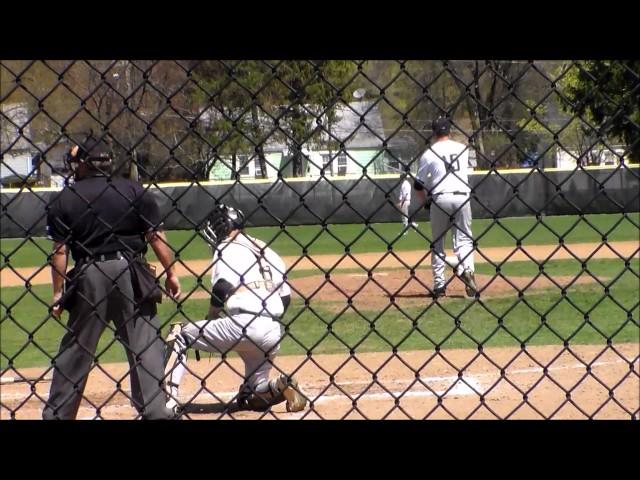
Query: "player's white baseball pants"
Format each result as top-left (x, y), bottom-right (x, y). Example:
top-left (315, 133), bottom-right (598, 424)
top-left (430, 193), bottom-right (474, 289)
top-left (400, 202), bottom-right (410, 227)
top-left (167, 313), bottom-right (282, 401)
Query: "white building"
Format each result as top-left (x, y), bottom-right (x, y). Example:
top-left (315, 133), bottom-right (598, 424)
top-left (207, 101), bottom-right (387, 180)
top-left (1, 103), bottom-right (39, 186)
top-left (555, 146), bottom-right (627, 169)
top-left (0, 151), bottom-right (33, 181)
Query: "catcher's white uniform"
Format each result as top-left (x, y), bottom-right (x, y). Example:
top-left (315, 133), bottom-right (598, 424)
top-left (165, 232), bottom-right (304, 412)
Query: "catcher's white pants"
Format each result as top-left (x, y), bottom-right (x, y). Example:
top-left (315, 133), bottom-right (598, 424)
top-left (430, 193), bottom-right (474, 289)
top-left (167, 314), bottom-right (281, 401)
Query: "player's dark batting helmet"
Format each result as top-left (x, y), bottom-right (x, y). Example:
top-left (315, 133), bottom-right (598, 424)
top-left (202, 203), bottom-right (246, 247)
top-left (432, 117), bottom-right (451, 137)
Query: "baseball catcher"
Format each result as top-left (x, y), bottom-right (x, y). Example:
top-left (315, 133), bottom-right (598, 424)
top-left (163, 204), bottom-right (307, 414)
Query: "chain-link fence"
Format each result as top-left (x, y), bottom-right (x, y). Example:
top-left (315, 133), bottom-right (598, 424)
top-left (1, 60), bottom-right (639, 419)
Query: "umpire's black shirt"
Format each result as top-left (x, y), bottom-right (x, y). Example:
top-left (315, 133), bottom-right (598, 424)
top-left (46, 174), bottom-right (162, 263)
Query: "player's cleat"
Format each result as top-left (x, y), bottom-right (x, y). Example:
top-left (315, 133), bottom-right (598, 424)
top-left (433, 286), bottom-right (446, 298)
top-left (411, 222), bottom-right (418, 228)
top-left (461, 269), bottom-right (478, 298)
top-left (276, 374), bottom-right (307, 412)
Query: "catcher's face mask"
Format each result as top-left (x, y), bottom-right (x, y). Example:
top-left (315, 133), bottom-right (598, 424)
top-left (201, 204), bottom-right (246, 248)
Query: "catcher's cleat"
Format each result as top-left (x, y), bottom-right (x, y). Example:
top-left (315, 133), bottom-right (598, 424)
top-left (276, 374), bottom-right (307, 413)
top-left (461, 269), bottom-right (478, 298)
top-left (238, 395), bottom-right (274, 412)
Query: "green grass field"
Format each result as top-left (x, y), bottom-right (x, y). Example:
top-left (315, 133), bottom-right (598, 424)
top-left (1, 258), bottom-right (638, 369)
top-left (2, 213), bottom-right (639, 269)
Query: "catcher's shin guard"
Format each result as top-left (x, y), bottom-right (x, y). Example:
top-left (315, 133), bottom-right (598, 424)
top-left (164, 323), bottom-right (186, 405)
top-left (164, 323), bottom-right (183, 365)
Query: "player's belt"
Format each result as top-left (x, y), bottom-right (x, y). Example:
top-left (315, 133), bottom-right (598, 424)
top-left (235, 280), bottom-right (275, 293)
top-left (227, 307), bottom-right (280, 320)
top-left (434, 191), bottom-right (469, 196)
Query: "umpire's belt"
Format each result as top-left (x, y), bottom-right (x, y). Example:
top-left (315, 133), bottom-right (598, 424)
top-left (80, 251), bottom-right (126, 263)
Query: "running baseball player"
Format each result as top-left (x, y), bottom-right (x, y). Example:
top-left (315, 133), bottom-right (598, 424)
top-left (414, 117), bottom-right (477, 298)
top-left (163, 204), bottom-right (307, 414)
top-left (396, 173), bottom-right (418, 235)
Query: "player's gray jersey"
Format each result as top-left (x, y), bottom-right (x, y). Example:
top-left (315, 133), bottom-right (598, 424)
top-left (416, 139), bottom-right (470, 195)
top-left (212, 233), bottom-right (290, 319)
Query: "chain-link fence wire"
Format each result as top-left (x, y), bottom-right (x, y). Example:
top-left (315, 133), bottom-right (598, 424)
top-left (1, 60), bottom-right (639, 419)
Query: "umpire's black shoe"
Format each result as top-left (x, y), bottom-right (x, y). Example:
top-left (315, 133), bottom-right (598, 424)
top-left (461, 269), bottom-right (478, 298)
top-left (433, 287), bottom-right (446, 298)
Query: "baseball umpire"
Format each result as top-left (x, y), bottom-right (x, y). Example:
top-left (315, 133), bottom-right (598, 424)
top-left (414, 117), bottom-right (477, 298)
top-left (42, 132), bottom-right (182, 420)
top-left (164, 203), bottom-right (307, 414)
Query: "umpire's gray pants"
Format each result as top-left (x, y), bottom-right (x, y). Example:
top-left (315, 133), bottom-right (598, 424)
top-left (430, 193), bottom-right (475, 289)
top-left (42, 257), bottom-right (173, 420)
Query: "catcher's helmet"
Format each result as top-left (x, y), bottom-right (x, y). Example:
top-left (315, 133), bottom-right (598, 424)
top-left (201, 204), bottom-right (246, 247)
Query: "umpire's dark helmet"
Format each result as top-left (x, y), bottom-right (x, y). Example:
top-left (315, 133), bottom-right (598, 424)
top-left (64, 131), bottom-right (112, 166)
top-left (201, 203), bottom-right (246, 247)
top-left (64, 130), bottom-right (113, 179)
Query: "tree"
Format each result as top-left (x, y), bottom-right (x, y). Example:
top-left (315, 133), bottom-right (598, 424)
top-left (1, 60), bottom-right (201, 183)
top-left (370, 60), bottom-right (457, 168)
top-left (358, 61), bottom-right (559, 170)
top-left (191, 60), bottom-right (357, 178)
top-left (560, 60), bottom-right (640, 163)
top-left (273, 61), bottom-right (356, 177)
top-left (191, 61), bottom-right (272, 180)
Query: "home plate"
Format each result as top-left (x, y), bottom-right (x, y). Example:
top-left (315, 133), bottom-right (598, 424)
top-left (440, 378), bottom-right (482, 396)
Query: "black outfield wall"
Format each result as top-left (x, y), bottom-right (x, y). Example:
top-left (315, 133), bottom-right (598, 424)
top-left (2, 167), bottom-right (638, 238)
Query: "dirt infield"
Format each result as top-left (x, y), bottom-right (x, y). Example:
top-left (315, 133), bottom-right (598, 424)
top-left (2, 343), bottom-right (638, 420)
top-left (1, 240), bottom-right (638, 420)
top-left (2, 241), bottom-right (638, 288)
